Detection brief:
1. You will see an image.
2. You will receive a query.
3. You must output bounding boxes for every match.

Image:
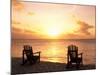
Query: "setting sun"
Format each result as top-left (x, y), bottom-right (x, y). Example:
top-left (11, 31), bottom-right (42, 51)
top-left (47, 28), bottom-right (60, 37)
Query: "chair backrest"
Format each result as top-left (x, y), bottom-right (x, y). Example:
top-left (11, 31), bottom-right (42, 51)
top-left (68, 45), bottom-right (78, 59)
top-left (23, 45), bottom-right (33, 56)
top-left (24, 45), bottom-right (31, 50)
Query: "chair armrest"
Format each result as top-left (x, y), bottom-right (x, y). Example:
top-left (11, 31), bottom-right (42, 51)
top-left (33, 51), bottom-right (41, 54)
top-left (78, 53), bottom-right (83, 55)
top-left (33, 51), bottom-right (41, 56)
top-left (78, 53), bottom-right (83, 57)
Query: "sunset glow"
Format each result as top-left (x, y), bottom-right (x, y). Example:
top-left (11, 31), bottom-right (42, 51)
top-left (47, 28), bottom-right (60, 37)
top-left (12, 0), bottom-right (96, 39)
top-left (47, 28), bottom-right (61, 37)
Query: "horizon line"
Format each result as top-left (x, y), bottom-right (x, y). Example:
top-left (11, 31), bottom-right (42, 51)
top-left (11, 38), bottom-right (96, 40)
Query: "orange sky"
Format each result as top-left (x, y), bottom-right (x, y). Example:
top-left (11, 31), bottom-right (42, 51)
top-left (12, 0), bottom-right (96, 39)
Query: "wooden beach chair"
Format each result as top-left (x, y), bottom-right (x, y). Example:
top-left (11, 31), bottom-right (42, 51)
top-left (22, 45), bottom-right (41, 65)
top-left (67, 45), bottom-right (83, 68)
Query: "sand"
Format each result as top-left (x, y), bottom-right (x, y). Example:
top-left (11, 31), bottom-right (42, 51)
top-left (11, 57), bottom-right (96, 75)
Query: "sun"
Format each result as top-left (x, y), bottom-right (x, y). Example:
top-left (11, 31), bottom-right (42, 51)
top-left (47, 28), bottom-right (60, 37)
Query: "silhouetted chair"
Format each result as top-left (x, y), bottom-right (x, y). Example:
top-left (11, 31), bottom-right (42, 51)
top-left (22, 45), bottom-right (41, 65)
top-left (67, 45), bottom-right (83, 69)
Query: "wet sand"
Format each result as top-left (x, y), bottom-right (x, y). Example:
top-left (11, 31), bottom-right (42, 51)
top-left (11, 57), bottom-right (96, 75)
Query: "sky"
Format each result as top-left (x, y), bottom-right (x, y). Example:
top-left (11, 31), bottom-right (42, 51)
top-left (12, 0), bottom-right (96, 39)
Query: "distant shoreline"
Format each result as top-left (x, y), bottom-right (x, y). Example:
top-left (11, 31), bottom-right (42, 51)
top-left (12, 39), bottom-right (96, 40)
top-left (11, 39), bottom-right (96, 43)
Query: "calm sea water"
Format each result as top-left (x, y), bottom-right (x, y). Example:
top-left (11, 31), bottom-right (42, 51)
top-left (11, 39), bottom-right (96, 65)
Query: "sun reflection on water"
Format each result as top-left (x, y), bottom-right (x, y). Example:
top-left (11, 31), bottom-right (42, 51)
top-left (41, 42), bottom-right (67, 63)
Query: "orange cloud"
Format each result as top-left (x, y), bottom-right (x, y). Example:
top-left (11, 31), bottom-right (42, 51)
top-left (12, 27), bottom-right (47, 39)
top-left (12, 26), bottom-right (36, 34)
top-left (28, 12), bottom-right (35, 16)
top-left (12, 27), bottom-right (22, 32)
top-left (76, 20), bottom-right (94, 35)
top-left (12, 20), bottom-right (21, 25)
top-left (12, 0), bottom-right (24, 11)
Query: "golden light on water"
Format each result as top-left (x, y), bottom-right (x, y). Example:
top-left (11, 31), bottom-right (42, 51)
top-left (50, 47), bottom-right (59, 56)
top-left (42, 46), bottom-right (67, 63)
top-left (44, 46), bottom-right (61, 57)
top-left (47, 58), bottom-right (64, 63)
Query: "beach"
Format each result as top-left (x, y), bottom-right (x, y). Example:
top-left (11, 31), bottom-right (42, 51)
top-left (11, 57), bottom-right (96, 75)
top-left (11, 39), bottom-right (96, 74)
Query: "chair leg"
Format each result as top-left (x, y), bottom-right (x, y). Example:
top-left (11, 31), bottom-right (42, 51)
top-left (76, 63), bottom-right (80, 69)
top-left (38, 57), bottom-right (40, 63)
top-left (66, 61), bottom-right (72, 68)
top-left (81, 60), bottom-right (83, 65)
top-left (22, 59), bottom-right (27, 65)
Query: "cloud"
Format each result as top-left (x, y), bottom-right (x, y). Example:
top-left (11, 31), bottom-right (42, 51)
top-left (61, 19), bottom-right (95, 39)
top-left (28, 12), bottom-right (35, 16)
top-left (61, 33), bottom-right (83, 39)
top-left (12, 0), bottom-right (36, 16)
top-left (24, 29), bottom-right (36, 34)
top-left (12, 26), bottom-right (36, 34)
top-left (12, 20), bottom-right (21, 25)
top-left (11, 27), bottom-right (22, 33)
top-left (12, 26), bottom-right (46, 39)
top-left (12, 0), bottom-right (24, 11)
top-left (75, 20), bottom-right (94, 35)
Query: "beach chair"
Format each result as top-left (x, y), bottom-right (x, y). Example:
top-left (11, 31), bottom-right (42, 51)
top-left (67, 45), bottom-right (83, 68)
top-left (22, 45), bottom-right (41, 65)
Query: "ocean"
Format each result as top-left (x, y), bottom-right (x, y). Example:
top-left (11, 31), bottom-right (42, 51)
top-left (11, 39), bottom-right (96, 65)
